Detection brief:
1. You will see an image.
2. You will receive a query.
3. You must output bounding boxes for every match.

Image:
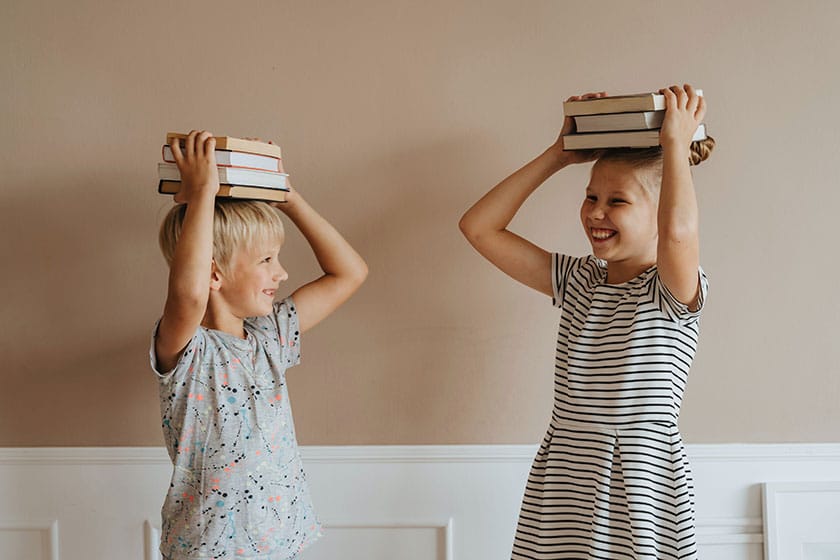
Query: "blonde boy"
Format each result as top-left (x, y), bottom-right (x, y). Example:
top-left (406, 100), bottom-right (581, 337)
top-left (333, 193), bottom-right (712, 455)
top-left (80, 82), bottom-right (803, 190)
top-left (152, 130), bottom-right (367, 560)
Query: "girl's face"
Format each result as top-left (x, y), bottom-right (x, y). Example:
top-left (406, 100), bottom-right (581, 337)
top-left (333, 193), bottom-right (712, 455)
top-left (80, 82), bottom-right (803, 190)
top-left (219, 241), bottom-right (288, 318)
top-left (580, 160), bottom-right (659, 276)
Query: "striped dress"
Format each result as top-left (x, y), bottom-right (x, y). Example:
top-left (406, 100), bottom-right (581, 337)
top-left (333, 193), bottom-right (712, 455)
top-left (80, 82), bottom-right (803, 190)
top-left (511, 254), bottom-right (708, 560)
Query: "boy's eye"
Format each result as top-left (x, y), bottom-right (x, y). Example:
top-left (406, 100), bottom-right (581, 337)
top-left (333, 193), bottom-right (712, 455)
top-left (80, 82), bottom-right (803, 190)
top-left (262, 256), bottom-right (272, 263)
top-left (610, 198), bottom-right (627, 205)
top-left (585, 195), bottom-right (597, 202)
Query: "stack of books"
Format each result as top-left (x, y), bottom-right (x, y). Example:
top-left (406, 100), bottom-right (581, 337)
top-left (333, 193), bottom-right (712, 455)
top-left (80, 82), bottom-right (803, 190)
top-left (157, 133), bottom-right (290, 202)
top-left (561, 92), bottom-right (707, 150)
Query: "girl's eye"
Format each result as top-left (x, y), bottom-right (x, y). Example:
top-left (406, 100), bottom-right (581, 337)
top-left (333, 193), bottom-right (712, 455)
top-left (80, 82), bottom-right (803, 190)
top-left (610, 198), bottom-right (627, 205)
top-left (262, 256), bottom-right (272, 263)
top-left (585, 195), bottom-right (597, 202)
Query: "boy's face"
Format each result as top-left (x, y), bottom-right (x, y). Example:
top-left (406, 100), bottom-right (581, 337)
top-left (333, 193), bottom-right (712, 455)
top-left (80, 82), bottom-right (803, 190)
top-left (219, 240), bottom-right (287, 318)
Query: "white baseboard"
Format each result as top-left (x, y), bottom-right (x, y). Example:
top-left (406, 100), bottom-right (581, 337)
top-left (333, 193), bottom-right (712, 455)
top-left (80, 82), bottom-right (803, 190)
top-left (2, 444), bottom-right (839, 560)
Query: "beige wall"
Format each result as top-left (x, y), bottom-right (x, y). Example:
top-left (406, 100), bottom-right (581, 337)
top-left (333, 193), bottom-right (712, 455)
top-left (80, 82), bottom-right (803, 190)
top-left (2, 0), bottom-right (838, 446)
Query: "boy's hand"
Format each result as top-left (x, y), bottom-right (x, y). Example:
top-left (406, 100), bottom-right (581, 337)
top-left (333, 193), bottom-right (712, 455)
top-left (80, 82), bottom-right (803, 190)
top-left (269, 180), bottom-right (298, 211)
top-left (549, 91), bottom-right (607, 167)
top-left (169, 130), bottom-right (219, 204)
top-left (659, 84), bottom-right (706, 153)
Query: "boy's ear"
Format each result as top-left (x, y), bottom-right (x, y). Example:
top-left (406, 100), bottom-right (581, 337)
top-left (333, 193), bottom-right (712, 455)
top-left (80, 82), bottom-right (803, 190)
top-left (209, 259), bottom-right (223, 291)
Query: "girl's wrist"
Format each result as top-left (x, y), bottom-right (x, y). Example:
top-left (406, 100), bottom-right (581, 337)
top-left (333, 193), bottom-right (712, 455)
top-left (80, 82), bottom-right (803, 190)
top-left (544, 144), bottom-right (572, 172)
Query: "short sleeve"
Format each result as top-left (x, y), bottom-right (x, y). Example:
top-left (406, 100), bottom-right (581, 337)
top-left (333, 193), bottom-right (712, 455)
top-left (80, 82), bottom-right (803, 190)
top-left (551, 253), bottom-right (579, 308)
top-left (651, 266), bottom-right (709, 325)
top-left (270, 297), bottom-right (301, 368)
top-left (149, 320), bottom-right (203, 381)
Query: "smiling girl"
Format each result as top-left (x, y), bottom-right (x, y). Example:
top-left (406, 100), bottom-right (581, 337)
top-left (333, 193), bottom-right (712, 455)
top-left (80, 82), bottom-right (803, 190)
top-left (459, 85), bottom-right (714, 559)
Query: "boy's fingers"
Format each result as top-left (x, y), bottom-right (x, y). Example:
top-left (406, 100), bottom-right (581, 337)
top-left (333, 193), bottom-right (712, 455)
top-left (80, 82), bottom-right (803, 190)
top-left (196, 130), bottom-right (212, 157)
top-left (205, 135), bottom-right (217, 160)
top-left (185, 130), bottom-right (198, 159)
top-left (170, 136), bottom-right (183, 163)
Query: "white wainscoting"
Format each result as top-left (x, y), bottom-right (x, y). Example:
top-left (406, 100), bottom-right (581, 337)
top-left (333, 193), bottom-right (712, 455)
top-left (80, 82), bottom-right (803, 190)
top-left (1, 445), bottom-right (839, 560)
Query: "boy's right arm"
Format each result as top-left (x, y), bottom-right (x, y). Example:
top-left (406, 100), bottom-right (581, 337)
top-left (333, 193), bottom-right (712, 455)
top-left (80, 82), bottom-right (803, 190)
top-left (458, 93), bottom-right (606, 297)
top-left (155, 130), bottom-right (220, 373)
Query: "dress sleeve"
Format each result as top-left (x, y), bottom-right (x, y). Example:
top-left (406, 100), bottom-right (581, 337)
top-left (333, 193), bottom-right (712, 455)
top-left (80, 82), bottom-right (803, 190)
top-left (651, 266), bottom-right (709, 326)
top-left (270, 297), bottom-right (301, 368)
top-left (149, 320), bottom-right (203, 382)
top-left (551, 253), bottom-right (581, 308)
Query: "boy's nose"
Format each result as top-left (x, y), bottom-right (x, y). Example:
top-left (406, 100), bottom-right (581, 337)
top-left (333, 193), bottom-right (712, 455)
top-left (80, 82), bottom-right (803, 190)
top-left (274, 265), bottom-right (288, 282)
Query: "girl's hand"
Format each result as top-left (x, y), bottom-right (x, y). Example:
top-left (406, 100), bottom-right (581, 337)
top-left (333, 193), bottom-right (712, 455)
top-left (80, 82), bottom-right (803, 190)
top-left (169, 130), bottom-right (220, 204)
top-left (549, 91), bottom-right (607, 166)
top-left (658, 84), bottom-right (706, 152)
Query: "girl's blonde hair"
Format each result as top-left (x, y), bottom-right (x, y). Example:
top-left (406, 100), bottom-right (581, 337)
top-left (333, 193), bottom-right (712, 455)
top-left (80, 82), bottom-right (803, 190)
top-left (595, 136), bottom-right (716, 193)
top-left (159, 200), bottom-right (285, 275)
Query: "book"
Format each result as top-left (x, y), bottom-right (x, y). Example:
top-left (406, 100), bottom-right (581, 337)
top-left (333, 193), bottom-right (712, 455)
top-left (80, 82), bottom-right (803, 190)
top-left (574, 111), bottom-right (665, 133)
top-left (158, 180), bottom-right (288, 203)
top-left (158, 162), bottom-right (289, 189)
top-left (166, 132), bottom-right (283, 159)
top-left (563, 90), bottom-right (703, 117)
top-left (162, 145), bottom-right (282, 172)
top-left (562, 124), bottom-right (707, 150)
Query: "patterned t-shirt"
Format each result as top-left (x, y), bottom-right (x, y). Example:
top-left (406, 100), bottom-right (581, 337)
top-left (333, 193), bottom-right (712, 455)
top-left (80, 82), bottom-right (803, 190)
top-left (149, 297), bottom-right (322, 560)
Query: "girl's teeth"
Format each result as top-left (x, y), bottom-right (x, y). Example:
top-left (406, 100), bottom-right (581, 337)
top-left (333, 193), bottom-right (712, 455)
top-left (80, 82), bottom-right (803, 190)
top-left (592, 229), bottom-right (615, 240)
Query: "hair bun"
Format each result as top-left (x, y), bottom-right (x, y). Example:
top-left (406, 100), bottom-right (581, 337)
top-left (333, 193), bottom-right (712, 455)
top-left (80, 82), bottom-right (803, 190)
top-left (689, 136), bottom-right (715, 166)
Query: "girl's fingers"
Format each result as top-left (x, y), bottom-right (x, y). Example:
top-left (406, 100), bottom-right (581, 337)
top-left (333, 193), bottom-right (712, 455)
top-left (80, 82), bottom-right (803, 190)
top-left (694, 95), bottom-right (707, 122)
top-left (671, 85), bottom-right (687, 109)
top-left (660, 86), bottom-right (676, 109)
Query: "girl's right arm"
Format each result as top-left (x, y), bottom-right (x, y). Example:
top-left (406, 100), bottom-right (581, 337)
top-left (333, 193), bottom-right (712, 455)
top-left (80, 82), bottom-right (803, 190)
top-left (458, 93), bottom-right (605, 297)
top-left (155, 130), bottom-right (220, 373)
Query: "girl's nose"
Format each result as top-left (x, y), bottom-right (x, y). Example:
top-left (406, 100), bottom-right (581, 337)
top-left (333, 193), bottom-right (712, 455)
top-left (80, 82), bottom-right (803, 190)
top-left (588, 204), bottom-right (606, 221)
top-left (274, 264), bottom-right (288, 282)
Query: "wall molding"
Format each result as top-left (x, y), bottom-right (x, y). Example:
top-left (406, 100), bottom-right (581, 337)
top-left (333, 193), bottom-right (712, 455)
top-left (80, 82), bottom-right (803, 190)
top-left (2, 442), bottom-right (839, 465)
top-left (143, 518), bottom-right (454, 560)
top-left (3, 445), bottom-right (839, 560)
top-left (0, 519), bottom-right (59, 560)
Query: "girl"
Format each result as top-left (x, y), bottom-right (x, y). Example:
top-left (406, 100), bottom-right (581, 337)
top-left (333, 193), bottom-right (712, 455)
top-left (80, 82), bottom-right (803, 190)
top-left (152, 130), bottom-right (368, 560)
top-left (459, 85), bottom-right (714, 559)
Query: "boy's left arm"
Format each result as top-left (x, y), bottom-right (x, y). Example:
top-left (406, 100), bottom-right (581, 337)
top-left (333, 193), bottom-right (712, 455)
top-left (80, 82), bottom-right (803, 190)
top-left (273, 185), bottom-right (368, 333)
top-left (656, 84), bottom-right (705, 309)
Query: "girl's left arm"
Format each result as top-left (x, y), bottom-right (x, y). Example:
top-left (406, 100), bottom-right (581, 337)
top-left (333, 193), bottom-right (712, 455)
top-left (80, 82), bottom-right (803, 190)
top-left (274, 186), bottom-right (368, 333)
top-left (656, 84), bottom-right (706, 308)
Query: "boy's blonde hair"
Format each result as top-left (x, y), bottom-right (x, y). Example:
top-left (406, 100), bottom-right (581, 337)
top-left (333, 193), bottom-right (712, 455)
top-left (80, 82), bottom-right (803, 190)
top-left (159, 200), bottom-right (285, 275)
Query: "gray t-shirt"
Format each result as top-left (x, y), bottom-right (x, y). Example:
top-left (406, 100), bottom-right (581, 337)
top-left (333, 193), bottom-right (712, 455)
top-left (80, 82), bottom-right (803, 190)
top-left (150, 297), bottom-right (322, 560)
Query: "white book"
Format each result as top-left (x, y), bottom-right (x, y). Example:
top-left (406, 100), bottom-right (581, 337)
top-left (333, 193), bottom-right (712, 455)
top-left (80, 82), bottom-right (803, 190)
top-left (563, 124), bottom-right (707, 150)
top-left (157, 163), bottom-right (289, 190)
top-left (162, 145), bottom-right (282, 172)
top-left (574, 111), bottom-right (665, 133)
top-left (563, 89), bottom-right (703, 117)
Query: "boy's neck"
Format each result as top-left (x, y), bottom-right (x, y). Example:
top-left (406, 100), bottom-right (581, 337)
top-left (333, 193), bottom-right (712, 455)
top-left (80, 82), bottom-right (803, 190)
top-left (202, 300), bottom-right (247, 339)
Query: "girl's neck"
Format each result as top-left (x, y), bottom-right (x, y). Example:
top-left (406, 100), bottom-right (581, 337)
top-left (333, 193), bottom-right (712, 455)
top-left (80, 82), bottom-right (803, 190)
top-left (606, 259), bottom-right (655, 285)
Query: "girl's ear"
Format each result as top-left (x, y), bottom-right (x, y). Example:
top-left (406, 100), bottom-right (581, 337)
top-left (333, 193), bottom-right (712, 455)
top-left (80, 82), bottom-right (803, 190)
top-left (209, 259), bottom-right (223, 292)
